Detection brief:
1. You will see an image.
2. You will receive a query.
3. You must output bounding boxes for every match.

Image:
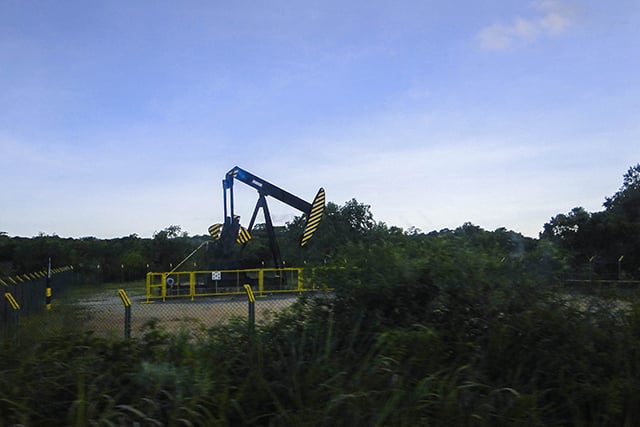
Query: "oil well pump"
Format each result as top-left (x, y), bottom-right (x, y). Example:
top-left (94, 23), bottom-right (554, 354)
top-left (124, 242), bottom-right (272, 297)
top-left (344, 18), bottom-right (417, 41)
top-left (208, 166), bottom-right (326, 268)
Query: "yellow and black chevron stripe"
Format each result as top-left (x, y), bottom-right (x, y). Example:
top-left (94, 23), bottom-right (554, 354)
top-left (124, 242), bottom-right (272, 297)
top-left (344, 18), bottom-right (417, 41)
top-left (237, 226), bottom-right (252, 244)
top-left (208, 223), bottom-right (222, 240)
top-left (301, 187), bottom-right (326, 247)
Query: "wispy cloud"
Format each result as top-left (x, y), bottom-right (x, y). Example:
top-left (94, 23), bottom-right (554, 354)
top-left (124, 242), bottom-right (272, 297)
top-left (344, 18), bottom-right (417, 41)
top-left (478, 1), bottom-right (574, 51)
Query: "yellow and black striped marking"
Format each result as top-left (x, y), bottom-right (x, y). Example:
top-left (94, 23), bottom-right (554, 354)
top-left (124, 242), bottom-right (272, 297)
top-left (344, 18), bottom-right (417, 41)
top-left (118, 289), bottom-right (132, 307)
top-left (46, 287), bottom-right (52, 310)
top-left (243, 284), bottom-right (255, 303)
top-left (237, 226), bottom-right (252, 244)
top-left (208, 223), bottom-right (222, 240)
top-left (301, 187), bottom-right (326, 247)
top-left (5, 292), bottom-right (20, 310)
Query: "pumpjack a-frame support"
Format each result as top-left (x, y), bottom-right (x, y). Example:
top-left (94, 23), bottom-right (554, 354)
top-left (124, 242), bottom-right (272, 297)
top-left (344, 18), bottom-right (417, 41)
top-left (209, 166), bottom-right (326, 269)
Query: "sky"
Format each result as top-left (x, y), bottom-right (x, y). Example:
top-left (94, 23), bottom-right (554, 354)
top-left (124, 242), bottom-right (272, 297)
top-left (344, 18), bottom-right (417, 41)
top-left (1, 0), bottom-right (639, 239)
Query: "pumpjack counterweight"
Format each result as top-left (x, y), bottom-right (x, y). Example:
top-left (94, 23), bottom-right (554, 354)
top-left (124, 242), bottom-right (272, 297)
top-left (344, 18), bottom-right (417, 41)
top-left (209, 166), bottom-right (326, 268)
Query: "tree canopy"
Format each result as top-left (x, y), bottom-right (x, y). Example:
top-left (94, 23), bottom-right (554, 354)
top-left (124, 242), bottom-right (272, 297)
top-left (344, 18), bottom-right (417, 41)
top-left (541, 163), bottom-right (640, 279)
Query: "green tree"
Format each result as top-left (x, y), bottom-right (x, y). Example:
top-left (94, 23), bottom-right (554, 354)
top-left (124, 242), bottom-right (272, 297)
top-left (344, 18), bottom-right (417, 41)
top-left (603, 164), bottom-right (640, 277)
top-left (151, 226), bottom-right (193, 271)
top-left (541, 164), bottom-right (640, 279)
top-left (604, 163), bottom-right (640, 216)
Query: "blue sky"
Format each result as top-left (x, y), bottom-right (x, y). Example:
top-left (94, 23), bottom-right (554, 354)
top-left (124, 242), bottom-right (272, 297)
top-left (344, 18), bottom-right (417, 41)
top-left (1, 1), bottom-right (639, 238)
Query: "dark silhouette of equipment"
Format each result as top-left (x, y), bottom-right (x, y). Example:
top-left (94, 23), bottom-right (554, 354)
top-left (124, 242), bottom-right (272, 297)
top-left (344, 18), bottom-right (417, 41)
top-left (208, 166), bottom-right (325, 268)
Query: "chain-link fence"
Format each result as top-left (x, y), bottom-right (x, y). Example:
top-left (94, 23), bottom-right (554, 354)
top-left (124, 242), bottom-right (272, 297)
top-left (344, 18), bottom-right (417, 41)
top-left (565, 256), bottom-right (640, 282)
top-left (2, 267), bottom-right (336, 347)
top-left (3, 284), bottom-right (330, 347)
top-left (75, 285), bottom-right (306, 340)
top-left (1, 267), bottom-right (75, 341)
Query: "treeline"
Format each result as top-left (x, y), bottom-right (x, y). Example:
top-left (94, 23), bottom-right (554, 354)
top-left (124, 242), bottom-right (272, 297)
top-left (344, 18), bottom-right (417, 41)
top-left (0, 204), bottom-right (544, 285)
top-left (542, 163), bottom-right (640, 280)
top-left (2, 164), bottom-right (639, 283)
top-left (0, 226), bottom-right (205, 283)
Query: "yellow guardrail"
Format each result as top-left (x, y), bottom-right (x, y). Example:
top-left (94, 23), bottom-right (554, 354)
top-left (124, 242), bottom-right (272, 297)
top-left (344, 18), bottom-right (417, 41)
top-left (145, 267), bottom-right (332, 302)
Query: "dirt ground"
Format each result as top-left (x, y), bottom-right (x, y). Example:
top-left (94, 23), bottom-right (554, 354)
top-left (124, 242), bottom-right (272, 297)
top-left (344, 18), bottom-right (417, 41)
top-left (76, 289), bottom-right (299, 338)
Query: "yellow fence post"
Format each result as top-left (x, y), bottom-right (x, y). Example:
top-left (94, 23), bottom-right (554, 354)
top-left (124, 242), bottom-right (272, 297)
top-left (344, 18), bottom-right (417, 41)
top-left (118, 289), bottom-right (132, 339)
top-left (46, 286), bottom-right (52, 310)
top-left (259, 269), bottom-right (264, 297)
top-left (190, 271), bottom-right (195, 301)
top-left (146, 273), bottom-right (153, 302)
top-left (243, 284), bottom-right (256, 339)
top-left (161, 273), bottom-right (167, 302)
top-left (297, 268), bottom-right (303, 292)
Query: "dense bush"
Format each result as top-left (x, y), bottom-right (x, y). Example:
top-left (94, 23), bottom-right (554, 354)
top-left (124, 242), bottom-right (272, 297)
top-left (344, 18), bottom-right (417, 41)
top-left (2, 165), bottom-right (639, 425)
top-left (2, 270), bottom-right (639, 426)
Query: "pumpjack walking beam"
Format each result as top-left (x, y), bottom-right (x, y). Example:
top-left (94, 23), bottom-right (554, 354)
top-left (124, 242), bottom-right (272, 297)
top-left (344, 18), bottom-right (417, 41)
top-left (209, 166), bottom-right (326, 268)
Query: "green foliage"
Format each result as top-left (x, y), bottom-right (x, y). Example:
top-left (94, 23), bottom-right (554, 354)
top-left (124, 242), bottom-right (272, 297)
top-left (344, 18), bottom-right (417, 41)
top-left (542, 163), bottom-right (640, 279)
top-left (3, 164), bottom-right (640, 425)
top-left (1, 227), bottom-right (213, 284)
top-left (604, 163), bottom-right (640, 216)
top-left (3, 262), bottom-right (640, 425)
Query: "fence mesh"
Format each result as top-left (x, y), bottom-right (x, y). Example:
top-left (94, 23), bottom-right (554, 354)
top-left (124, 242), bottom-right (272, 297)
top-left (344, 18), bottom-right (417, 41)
top-left (77, 288), bottom-right (302, 339)
top-left (1, 267), bottom-right (75, 339)
top-left (2, 267), bottom-right (333, 344)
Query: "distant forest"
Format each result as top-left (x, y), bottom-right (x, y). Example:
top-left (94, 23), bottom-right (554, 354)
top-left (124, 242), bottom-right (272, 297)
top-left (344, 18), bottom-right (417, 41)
top-left (2, 164), bottom-right (639, 283)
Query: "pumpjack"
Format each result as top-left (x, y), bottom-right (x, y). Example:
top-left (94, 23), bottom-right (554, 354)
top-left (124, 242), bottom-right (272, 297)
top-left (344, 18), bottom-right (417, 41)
top-left (208, 166), bottom-right (325, 268)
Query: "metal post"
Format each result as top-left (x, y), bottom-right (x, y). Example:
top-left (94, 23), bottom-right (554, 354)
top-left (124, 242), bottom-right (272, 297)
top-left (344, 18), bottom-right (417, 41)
top-left (46, 258), bottom-right (52, 310)
top-left (258, 269), bottom-right (264, 297)
top-left (145, 273), bottom-right (151, 302)
top-left (5, 292), bottom-right (20, 345)
top-left (118, 289), bottom-right (132, 339)
top-left (618, 255), bottom-right (624, 280)
top-left (161, 273), bottom-right (167, 302)
top-left (243, 284), bottom-right (256, 338)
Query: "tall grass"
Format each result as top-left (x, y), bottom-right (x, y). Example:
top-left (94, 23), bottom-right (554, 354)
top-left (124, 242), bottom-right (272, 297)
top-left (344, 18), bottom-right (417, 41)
top-left (1, 273), bottom-right (640, 426)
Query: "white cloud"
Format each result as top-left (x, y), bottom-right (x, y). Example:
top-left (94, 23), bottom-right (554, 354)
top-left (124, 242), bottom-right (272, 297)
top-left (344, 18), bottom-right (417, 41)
top-left (538, 0), bottom-right (573, 34)
top-left (478, 1), bottom-right (574, 51)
